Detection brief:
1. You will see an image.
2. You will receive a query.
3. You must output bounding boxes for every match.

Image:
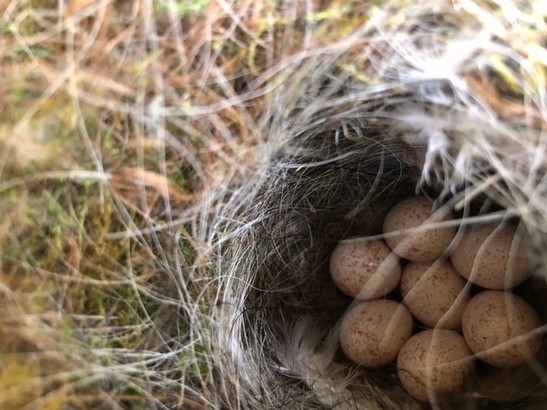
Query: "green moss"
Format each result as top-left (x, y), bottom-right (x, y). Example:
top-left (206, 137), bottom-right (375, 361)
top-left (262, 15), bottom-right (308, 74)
top-left (154, 0), bottom-right (210, 17)
top-left (15, 45), bottom-right (52, 61)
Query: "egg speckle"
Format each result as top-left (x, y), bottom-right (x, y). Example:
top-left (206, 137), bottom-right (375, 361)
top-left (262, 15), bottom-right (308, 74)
top-left (330, 240), bottom-right (401, 299)
top-left (340, 300), bottom-right (413, 367)
top-left (383, 197), bottom-right (456, 261)
top-left (401, 260), bottom-right (470, 329)
top-left (451, 223), bottom-right (532, 289)
top-left (397, 329), bottom-right (474, 403)
top-left (462, 290), bottom-right (542, 368)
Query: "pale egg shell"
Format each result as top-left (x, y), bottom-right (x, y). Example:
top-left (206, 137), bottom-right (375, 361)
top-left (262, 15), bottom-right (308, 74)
top-left (401, 260), bottom-right (470, 330)
top-left (340, 300), bottom-right (413, 367)
top-left (330, 240), bottom-right (401, 299)
top-left (383, 197), bottom-right (456, 262)
top-left (397, 329), bottom-right (474, 403)
top-left (462, 291), bottom-right (542, 368)
top-left (451, 223), bottom-right (532, 289)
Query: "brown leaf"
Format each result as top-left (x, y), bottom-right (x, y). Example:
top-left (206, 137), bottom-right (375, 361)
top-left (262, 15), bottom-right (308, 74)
top-left (111, 167), bottom-right (194, 204)
top-left (464, 73), bottom-right (525, 118)
top-left (65, 0), bottom-right (100, 17)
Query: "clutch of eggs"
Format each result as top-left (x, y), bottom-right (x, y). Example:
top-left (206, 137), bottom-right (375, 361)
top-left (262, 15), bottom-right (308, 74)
top-left (330, 196), bottom-right (543, 403)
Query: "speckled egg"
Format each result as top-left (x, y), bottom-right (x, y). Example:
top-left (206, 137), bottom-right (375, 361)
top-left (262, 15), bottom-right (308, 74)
top-left (401, 260), bottom-right (470, 329)
top-left (340, 300), bottom-right (413, 367)
top-left (462, 291), bottom-right (542, 368)
top-left (397, 329), bottom-right (474, 403)
top-left (330, 239), bottom-right (401, 299)
top-left (451, 222), bottom-right (532, 289)
top-left (383, 197), bottom-right (456, 262)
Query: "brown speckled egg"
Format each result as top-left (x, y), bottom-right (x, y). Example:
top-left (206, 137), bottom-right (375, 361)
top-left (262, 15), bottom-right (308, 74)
top-left (383, 197), bottom-right (456, 262)
top-left (340, 300), bottom-right (413, 367)
top-left (330, 239), bottom-right (401, 299)
top-left (401, 261), bottom-right (470, 329)
top-left (397, 329), bottom-right (474, 403)
top-left (462, 291), bottom-right (542, 368)
top-left (451, 222), bottom-right (532, 289)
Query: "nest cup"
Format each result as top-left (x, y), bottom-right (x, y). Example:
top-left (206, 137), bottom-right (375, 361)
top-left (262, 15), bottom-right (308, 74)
top-left (222, 133), bottom-right (547, 409)
top-left (214, 13), bottom-right (547, 410)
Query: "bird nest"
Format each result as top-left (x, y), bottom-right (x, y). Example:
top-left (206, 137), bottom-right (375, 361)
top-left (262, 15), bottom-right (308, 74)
top-left (206, 3), bottom-right (547, 409)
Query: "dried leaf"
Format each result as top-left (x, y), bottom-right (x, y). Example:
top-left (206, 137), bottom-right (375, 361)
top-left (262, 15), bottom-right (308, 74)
top-left (111, 167), bottom-right (194, 204)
